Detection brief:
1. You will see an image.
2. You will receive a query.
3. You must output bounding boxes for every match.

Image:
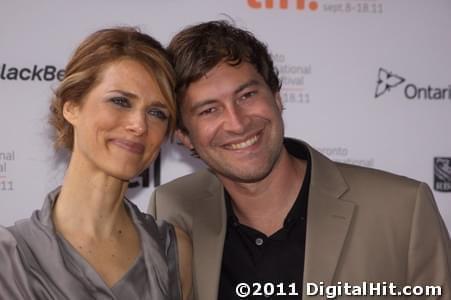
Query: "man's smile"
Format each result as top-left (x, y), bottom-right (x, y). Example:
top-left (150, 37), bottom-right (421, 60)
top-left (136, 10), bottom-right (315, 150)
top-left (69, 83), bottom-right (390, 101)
top-left (223, 133), bottom-right (260, 150)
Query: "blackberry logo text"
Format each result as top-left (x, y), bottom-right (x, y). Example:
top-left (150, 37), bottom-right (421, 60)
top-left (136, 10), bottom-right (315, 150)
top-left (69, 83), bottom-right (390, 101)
top-left (0, 64), bottom-right (64, 81)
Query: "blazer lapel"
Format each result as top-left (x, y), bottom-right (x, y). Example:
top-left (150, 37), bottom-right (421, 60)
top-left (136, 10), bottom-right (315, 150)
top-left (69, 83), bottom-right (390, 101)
top-left (303, 145), bottom-right (355, 290)
top-left (192, 172), bottom-right (227, 300)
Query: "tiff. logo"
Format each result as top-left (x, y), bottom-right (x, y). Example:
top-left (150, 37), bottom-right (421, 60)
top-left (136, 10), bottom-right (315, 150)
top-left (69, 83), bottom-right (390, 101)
top-left (248, 0), bottom-right (319, 11)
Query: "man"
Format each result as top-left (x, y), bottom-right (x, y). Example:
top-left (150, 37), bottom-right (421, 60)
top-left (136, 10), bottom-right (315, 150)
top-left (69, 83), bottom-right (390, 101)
top-left (149, 21), bottom-right (450, 299)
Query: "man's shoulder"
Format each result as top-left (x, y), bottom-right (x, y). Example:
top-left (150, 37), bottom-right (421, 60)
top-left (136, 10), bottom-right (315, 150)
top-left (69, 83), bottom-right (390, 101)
top-left (301, 137), bottom-right (424, 194)
top-left (150, 169), bottom-right (221, 231)
top-left (153, 168), bottom-right (221, 202)
top-left (336, 162), bottom-right (421, 190)
top-left (332, 162), bottom-right (428, 211)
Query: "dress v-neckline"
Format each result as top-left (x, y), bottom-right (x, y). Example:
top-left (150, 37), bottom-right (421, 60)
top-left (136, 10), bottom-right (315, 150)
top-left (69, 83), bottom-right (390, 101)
top-left (55, 231), bottom-right (144, 290)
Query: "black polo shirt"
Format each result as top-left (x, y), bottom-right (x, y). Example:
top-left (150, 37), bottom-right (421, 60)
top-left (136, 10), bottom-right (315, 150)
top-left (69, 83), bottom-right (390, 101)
top-left (218, 139), bottom-right (311, 299)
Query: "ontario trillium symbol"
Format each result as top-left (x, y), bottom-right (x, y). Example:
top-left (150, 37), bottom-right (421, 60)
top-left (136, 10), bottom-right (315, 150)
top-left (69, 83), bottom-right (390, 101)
top-left (375, 68), bottom-right (405, 98)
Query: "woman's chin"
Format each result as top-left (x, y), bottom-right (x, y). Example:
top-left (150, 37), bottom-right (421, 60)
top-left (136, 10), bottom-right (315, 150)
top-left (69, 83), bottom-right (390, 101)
top-left (107, 169), bottom-right (143, 183)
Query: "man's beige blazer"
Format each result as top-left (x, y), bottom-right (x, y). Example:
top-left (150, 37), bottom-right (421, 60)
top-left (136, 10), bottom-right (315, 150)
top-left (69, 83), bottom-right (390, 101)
top-left (149, 139), bottom-right (451, 299)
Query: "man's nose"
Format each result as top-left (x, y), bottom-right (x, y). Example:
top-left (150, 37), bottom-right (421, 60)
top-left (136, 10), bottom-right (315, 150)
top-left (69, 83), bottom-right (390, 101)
top-left (222, 105), bottom-right (248, 134)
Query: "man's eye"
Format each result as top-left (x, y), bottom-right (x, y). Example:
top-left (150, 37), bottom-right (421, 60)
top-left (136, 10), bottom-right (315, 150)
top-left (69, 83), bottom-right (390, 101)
top-left (199, 107), bottom-right (216, 116)
top-left (148, 109), bottom-right (168, 120)
top-left (240, 91), bottom-right (257, 101)
top-left (110, 96), bottom-right (130, 107)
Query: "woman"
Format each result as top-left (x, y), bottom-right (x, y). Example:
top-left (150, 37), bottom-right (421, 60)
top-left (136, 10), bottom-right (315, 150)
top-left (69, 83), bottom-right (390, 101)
top-left (0, 27), bottom-right (191, 299)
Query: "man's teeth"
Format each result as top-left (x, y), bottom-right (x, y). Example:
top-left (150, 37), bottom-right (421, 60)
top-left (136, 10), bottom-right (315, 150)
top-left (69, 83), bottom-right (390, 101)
top-left (229, 135), bottom-right (259, 150)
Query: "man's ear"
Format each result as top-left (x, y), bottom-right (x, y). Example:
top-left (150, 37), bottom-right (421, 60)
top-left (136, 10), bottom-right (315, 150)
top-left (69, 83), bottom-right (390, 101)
top-left (274, 92), bottom-right (283, 112)
top-left (62, 100), bottom-right (80, 126)
top-left (175, 129), bottom-right (194, 150)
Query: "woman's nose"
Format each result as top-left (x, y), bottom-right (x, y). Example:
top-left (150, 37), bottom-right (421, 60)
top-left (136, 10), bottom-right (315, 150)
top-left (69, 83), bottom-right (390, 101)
top-left (125, 111), bottom-right (147, 136)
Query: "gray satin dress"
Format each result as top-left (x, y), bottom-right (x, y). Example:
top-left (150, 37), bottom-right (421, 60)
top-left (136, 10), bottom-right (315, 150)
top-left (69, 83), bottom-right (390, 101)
top-left (0, 188), bottom-right (181, 299)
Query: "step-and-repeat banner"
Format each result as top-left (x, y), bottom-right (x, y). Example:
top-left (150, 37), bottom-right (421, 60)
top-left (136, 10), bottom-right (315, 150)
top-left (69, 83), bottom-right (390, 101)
top-left (1, 0), bottom-right (450, 233)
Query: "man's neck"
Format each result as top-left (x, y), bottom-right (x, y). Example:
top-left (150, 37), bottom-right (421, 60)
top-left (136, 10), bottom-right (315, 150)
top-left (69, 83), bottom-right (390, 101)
top-left (219, 147), bottom-right (307, 236)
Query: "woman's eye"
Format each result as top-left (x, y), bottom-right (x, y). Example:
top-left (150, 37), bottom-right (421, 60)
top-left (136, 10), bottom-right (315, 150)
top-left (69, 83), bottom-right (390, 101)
top-left (148, 109), bottom-right (168, 120)
top-left (110, 96), bottom-right (130, 107)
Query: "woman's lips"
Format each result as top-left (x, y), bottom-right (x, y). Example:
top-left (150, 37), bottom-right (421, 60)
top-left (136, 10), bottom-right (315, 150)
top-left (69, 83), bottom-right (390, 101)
top-left (110, 139), bottom-right (145, 154)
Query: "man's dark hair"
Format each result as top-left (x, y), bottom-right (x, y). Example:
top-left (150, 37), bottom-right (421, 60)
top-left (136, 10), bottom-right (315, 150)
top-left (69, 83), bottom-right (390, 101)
top-left (167, 20), bottom-right (281, 131)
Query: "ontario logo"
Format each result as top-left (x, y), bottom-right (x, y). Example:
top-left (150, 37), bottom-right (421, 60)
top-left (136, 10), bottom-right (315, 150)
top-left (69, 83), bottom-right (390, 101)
top-left (247, 0), bottom-right (319, 11)
top-left (434, 157), bottom-right (451, 192)
top-left (375, 67), bottom-right (451, 101)
top-left (375, 68), bottom-right (405, 98)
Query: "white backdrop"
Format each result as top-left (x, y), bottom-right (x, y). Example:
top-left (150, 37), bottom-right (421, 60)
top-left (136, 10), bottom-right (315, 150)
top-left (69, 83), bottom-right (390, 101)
top-left (1, 0), bottom-right (450, 234)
